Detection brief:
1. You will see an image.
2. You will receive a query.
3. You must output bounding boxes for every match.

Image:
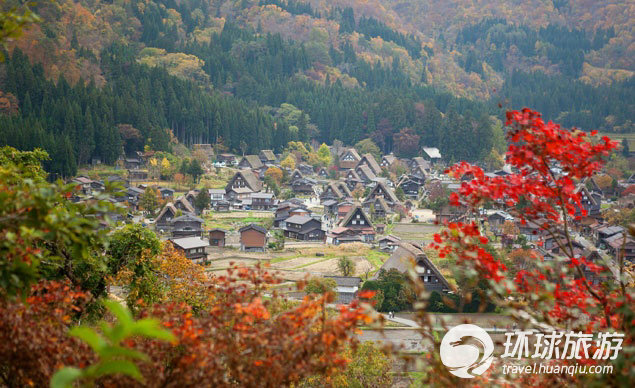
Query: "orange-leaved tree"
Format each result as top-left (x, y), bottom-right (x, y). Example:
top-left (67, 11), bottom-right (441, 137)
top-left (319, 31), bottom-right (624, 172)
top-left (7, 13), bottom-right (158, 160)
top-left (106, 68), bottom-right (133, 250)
top-left (97, 265), bottom-right (374, 387)
top-left (1, 264), bottom-right (374, 387)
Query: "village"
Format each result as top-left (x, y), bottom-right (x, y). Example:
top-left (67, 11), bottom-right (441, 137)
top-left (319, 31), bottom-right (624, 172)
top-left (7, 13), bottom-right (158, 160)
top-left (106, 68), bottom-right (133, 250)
top-left (69, 141), bottom-right (635, 318)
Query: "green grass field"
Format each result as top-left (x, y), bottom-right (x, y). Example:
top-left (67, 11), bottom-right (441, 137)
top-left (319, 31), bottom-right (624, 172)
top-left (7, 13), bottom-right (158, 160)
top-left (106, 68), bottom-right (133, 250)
top-left (204, 215), bottom-right (271, 231)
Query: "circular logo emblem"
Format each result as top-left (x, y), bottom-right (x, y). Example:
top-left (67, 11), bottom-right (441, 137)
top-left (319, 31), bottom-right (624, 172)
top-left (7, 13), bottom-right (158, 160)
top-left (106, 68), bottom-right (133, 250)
top-left (440, 324), bottom-right (494, 378)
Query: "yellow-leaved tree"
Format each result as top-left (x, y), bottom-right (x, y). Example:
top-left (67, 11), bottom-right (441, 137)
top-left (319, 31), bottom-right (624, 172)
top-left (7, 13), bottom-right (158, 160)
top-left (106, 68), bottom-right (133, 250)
top-left (155, 243), bottom-right (213, 311)
top-left (281, 154), bottom-right (296, 170)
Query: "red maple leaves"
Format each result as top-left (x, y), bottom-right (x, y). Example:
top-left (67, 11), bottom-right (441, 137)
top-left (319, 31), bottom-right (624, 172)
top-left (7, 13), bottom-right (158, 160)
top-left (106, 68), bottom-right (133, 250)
top-left (430, 108), bottom-right (624, 330)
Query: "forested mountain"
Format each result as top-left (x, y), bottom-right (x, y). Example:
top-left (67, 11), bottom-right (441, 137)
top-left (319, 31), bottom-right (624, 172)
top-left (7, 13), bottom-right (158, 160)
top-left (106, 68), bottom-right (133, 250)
top-left (0, 0), bottom-right (633, 176)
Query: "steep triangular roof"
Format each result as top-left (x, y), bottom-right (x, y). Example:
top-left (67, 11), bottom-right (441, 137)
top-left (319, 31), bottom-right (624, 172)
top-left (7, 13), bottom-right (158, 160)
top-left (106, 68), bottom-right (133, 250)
top-left (259, 149), bottom-right (276, 162)
top-left (422, 147), bottom-right (442, 159)
top-left (336, 181), bottom-right (352, 197)
top-left (290, 169), bottom-right (304, 181)
top-left (322, 182), bottom-right (343, 198)
top-left (240, 155), bottom-right (264, 169)
top-left (174, 196), bottom-right (196, 213)
top-left (575, 184), bottom-right (599, 207)
top-left (356, 165), bottom-right (377, 181)
top-left (226, 170), bottom-right (263, 192)
top-left (373, 196), bottom-right (390, 212)
top-left (382, 154), bottom-right (396, 166)
top-left (377, 242), bottom-right (450, 290)
top-left (156, 202), bottom-right (178, 222)
top-left (341, 148), bottom-right (360, 161)
top-left (185, 189), bottom-right (199, 204)
top-left (397, 174), bottom-right (423, 189)
top-left (340, 205), bottom-right (373, 229)
top-left (367, 181), bottom-right (399, 203)
top-left (411, 164), bottom-right (427, 178)
top-left (172, 213), bottom-right (204, 223)
top-left (359, 153), bottom-right (382, 175)
top-left (346, 169), bottom-right (361, 181)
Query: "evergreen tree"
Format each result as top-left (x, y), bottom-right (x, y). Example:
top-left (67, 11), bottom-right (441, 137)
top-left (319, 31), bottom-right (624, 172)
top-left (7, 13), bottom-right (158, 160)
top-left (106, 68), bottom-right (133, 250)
top-left (188, 159), bottom-right (204, 182)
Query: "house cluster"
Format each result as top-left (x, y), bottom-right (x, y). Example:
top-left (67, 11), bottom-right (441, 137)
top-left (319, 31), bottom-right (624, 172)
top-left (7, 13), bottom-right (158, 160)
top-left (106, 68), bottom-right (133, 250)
top-left (76, 144), bottom-right (448, 265)
top-left (335, 146), bottom-right (442, 201)
top-left (432, 167), bottom-right (635, 272)
top-left (221, 150), bottom-right (283, 210)
top-left (121, 151), bottom-right (151, 182)
top-left (70, 174), bottom-right (175, 221)
top-left (318, 180), bottom-right (406, 245)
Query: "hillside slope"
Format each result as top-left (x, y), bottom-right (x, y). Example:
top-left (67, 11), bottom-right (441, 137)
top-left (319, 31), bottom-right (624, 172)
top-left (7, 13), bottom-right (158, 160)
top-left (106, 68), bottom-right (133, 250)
top-left (0, 0), bottom-right (633, 176)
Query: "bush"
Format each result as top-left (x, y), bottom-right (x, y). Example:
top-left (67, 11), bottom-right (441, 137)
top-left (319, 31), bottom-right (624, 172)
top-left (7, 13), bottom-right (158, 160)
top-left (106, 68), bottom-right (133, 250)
top-left (425, 291), bottom-right (496, 313)
top-left (361, 269), bottom-right (413, 312)
top-left (305, 277), bottom-right (337, 295)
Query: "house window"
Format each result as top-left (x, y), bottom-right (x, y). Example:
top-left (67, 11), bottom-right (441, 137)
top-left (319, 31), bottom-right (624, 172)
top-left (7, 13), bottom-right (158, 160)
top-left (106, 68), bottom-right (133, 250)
top-left (360, 220), bottom-right (364, 225)
top-left (424, 276), bottom-right (428, 282)
top-left (352, 220), bottom-right (356, 225)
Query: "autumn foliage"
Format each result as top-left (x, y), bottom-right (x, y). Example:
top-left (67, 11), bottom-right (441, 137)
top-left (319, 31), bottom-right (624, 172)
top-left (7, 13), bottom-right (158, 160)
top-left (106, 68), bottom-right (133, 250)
top-left (0, 281), bottom-right (94, 387)
top-left (124, 266), bottom-right (372, 387)
top-left (0, 262), bottom-right (372, 387)
top-left (425, 108), bottom-right (632, 386)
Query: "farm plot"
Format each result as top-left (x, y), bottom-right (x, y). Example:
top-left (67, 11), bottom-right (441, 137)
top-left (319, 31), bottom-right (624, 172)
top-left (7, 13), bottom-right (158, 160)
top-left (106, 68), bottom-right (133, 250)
top-left (207, 257), bottom-right (264, 269)
top-left (297, 256), bottom-right (374, 276)
top-left (390, 223), bottom-right (440, 242)
top-left (204, 211), bottom-right (273, 231)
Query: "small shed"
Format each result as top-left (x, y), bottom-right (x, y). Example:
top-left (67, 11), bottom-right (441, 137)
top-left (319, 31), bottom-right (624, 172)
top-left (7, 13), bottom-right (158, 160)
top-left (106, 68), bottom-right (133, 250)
top-left (208, 229), bottom-right (227, 247)
top-left (239, 224), bottom-right (268, 252)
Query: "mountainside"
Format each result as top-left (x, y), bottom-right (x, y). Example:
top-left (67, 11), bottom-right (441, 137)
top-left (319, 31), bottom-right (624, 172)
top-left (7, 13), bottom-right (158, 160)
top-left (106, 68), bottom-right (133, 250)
top-left (0, 0), bottom-right (633, 176)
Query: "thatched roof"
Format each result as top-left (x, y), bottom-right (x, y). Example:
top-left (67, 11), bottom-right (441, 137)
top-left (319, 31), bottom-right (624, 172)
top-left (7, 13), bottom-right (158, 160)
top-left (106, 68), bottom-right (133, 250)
top-left (360, 153), bottom-right (382, 175)
top-left (377, 242), bottom-right (451, 289)
top-left (240, 155), bottom-right (264, 169)
top-left (259, 149), bottom-right (276, 162)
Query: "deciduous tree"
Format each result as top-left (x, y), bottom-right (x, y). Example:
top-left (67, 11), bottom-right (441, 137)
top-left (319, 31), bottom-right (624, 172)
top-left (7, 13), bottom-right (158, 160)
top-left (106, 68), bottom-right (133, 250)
top-left (393, 127), bottom-right (420, 157)
top-left (317, 143), bottom-right (332, 166)
top-left (424, 109), bottom-right (629, 386)
top-left (337, 257), bottom-right (356, 277)
top-left (354, 138), bottom-right (381, 161)
top-left (139, 187), bottom-right (160, 215)
top-left (281, 154), bottom-right (296, 170)
top-left (0, 147), bottom-right (114, 299)
top-left (108, 224), bottom-right (162, 308)
top-left (265, 166), bottom-right (283, 184)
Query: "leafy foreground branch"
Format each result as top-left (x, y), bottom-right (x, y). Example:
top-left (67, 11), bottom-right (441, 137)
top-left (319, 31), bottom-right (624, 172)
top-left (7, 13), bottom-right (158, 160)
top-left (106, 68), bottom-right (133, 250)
top-left (417, 108), bottom-right (634, 386)
top-left (51, 300), bottom-right (175, 388)
top-left (0, 268), bottom-right (375, 387)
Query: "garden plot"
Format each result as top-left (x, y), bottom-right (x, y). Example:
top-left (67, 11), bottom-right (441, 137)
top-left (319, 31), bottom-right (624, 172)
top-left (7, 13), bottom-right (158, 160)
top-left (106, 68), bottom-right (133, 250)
top-left (207, 258), bottom-right (262, 269)
top-left (270, 256), bottom-right (320, 269)
top-left (297, 256), bottom-right (373, 276)
top-left (390, 223), bottom-right (440, 242)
